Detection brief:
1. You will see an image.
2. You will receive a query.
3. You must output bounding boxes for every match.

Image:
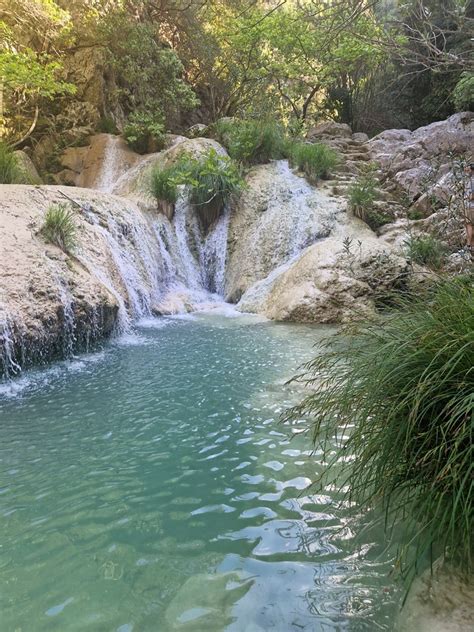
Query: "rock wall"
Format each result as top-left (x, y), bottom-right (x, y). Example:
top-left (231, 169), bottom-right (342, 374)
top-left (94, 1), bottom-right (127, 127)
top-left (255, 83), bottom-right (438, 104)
top-left (0, 185), bottom-right (174, 376)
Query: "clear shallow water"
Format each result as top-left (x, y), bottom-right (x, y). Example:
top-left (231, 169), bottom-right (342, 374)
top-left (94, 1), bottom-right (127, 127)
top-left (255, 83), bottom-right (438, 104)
top-left (0, 314), bottom-right (401, 631)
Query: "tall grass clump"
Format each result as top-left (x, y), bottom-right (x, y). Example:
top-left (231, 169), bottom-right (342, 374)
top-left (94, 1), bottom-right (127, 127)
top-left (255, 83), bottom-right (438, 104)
top-left (213, 119), bottom-right (287, 165)
top-left (288, 142), bottom-right (338, 181)
top-left (40, 203), bottom-right (77, 253)
top-left (0, 142), bottom-right (24, 184)
top-left (149, 162), bottom-right (182, 206)
top-left (286, 279), bottom-right (474, 583)
top-left (186, 149), bottom-right (244, 227)
top-left (405, 234), bottom-right (446, 270)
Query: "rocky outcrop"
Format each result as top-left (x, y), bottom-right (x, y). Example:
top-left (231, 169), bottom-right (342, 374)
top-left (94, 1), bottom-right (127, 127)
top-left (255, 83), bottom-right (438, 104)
top-left (225, 160), bottom-right (343, 302)
top-left (0, 185), bottom-right (177, 376)
top-left (236, 218), bottom-right (410, 323)
top-left (57, 134), bottom-right (141, 189)
top-left (369, 112), bottom-right (474, 203)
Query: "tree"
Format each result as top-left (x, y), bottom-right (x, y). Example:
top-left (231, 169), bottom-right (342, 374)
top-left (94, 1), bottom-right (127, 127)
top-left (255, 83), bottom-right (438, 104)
top-left (0, 4), bottom-right (75, 144)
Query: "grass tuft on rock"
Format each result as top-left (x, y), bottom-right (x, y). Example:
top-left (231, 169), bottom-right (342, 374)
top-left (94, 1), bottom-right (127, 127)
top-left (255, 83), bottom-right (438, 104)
top-left (149, 162), bottom-right (182, 205)
top-left (40, 203), bottom-right (77, 253)
top-left (288, 142), bottom-right (338, 181)
top-left (285, 279), bottom-right (474, 583)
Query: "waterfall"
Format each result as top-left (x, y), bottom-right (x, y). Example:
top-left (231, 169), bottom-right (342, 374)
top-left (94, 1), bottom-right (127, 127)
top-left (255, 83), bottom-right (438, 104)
top-left (94, 136), bottom-right (123, 193)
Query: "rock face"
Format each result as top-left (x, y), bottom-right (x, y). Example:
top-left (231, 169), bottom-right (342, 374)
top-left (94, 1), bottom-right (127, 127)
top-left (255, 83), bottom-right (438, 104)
top-left (236, 217), bottom-right (410, 323)
top-left (369, 112), bottom-right (474, 201)
top-left (58, 134), bottom-right (141, 190)
top-left (0, 185), bottom-right (179, 376)
top-left (225, 160), bottom-right (343, 302)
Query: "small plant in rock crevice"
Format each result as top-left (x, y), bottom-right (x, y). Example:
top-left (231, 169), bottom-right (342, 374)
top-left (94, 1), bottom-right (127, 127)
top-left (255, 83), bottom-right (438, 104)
top-left (348, 164), bottom-right (392, 231)
top-left (40, 203), bottom-right (77, 253)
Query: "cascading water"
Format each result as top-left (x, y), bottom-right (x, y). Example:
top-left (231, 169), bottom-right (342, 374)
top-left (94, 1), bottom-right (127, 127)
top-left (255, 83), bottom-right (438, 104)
top-left (94, 136), bottom-right (123, 193)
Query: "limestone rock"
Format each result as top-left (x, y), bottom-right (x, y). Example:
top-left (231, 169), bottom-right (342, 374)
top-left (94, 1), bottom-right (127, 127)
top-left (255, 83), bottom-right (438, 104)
top-left (352, 132), bottom-right (369, 143)
top-left (396, 563), bottom-right (474, 632)
top-left (13, 150), bottom-right (41, 184)
top-left (237, 218), bottom-right (410, 323)
top-left (307, 121), bottom-right (353, 140)
top-left (225, 160), bottom-right (343, 302)
top-left (0, 184), bottom-right (170, 376)
top-left (369, 112), bottom-right (474, 202)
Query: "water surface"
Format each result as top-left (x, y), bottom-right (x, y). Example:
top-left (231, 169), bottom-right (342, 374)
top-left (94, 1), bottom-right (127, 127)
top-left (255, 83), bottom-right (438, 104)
top-left (0, 314), bottom-right (401, 630)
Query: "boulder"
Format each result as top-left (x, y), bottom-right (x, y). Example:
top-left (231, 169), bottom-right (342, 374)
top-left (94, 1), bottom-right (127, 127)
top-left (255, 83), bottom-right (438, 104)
top-left (307, 121), bottom-right (353, 140)
top-left (13, 150), bottom-right (41, 184)
top-left (352, 132), bottom-right (369, 143)
top-left (237, 219), bottom-right (411, 323)
top-left (369, 112), bottom-right (474, 202)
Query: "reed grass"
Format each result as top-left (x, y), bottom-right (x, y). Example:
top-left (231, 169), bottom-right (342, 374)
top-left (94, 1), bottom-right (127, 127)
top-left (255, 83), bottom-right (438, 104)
top-left (285, 279), bottom-right (474, 582)
top-left (40, 203), bottom-right (77, 253)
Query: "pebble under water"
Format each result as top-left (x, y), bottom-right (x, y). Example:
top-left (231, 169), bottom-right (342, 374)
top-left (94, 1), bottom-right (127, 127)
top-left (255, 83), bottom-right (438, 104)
top-left (0, 313), bottom-right (402, 631)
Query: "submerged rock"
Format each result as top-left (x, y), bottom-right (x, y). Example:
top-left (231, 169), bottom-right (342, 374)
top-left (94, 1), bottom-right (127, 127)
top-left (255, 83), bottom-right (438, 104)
top-left (396, 563), bottom-right (474, 632)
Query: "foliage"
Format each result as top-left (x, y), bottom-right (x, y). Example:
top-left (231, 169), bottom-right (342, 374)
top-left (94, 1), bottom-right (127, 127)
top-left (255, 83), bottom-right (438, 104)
top-left (123, 112), bottom-right (165, 154)
top-left (100, 15), bottom-right (199, 130)
top-left (405, 234), bottom-right (446, 269)
top-left (452, 73), bottom-right (474, 112)
top-left (182, 149), bottom-right (244, 210)
top-left (285, 279), bottom-right (474, 582)
top-left (213, 119), bottom-right (287, 165)
top-left (0, 2), bottom-right (75, 142)
top-left (348, 165), bottom-right (391, 230)
top-left (148, 149), bottom-right (244, 221)
top-left (40, 203), bottom-right (77, 253)
top-left (97, 116), bottom-right (117, 134)
top-left (288, 142), bottom-right (338, 181)
top-left (0, 143), bottom-right (25, 183)
top-left (149, 162), bottom-right (183, 206)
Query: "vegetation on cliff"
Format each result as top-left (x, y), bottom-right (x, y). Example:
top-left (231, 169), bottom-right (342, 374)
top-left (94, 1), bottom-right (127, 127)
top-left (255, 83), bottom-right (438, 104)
top-left (0, 1), bottom-right (472, 153)
top-left (286, 278), bottom-right (474, 582)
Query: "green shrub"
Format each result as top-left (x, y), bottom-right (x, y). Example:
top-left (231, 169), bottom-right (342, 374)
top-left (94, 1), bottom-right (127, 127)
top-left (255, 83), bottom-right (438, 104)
top-left (123, 111), bottom-right (165, 154)
top-left (286, 280), bottom-right (474, 582)
top-left (288, 142), bottom-right (338, 181)
top-left (452, 72), bottom-right (474, 112)
top-left (214, 119), bottom-right (287, 165)
top-left (0, 142), bottom-right (24, 184)
top-left (405, 234), bottom-right (446, 269)
top-left (40, 203), bottom-right (77, 253)
top-left (97, 116), bottom-right (118, 134)
top-left (185, 149), bottom-right (244, 219)
top-left (149, 162), bottom-right (182, 206)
